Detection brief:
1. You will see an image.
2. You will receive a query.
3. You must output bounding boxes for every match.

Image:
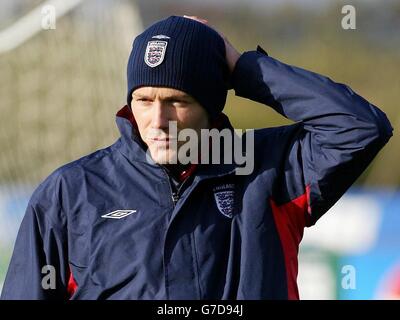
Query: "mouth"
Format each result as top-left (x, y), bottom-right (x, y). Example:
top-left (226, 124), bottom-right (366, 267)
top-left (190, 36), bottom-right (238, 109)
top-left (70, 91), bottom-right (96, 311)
top-left (148, 137), bottom-right (177, 146)
top-left (151, 137), bottom-right (173, 141)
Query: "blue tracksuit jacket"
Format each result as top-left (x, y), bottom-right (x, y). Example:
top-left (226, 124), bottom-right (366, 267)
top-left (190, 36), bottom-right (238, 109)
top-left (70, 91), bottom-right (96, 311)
top-left (1, 46), bottom-right (393, 300)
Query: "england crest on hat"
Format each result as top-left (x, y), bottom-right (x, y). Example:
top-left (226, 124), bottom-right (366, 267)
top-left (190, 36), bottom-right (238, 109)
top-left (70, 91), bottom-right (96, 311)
top-left (144, 39), bottom-right (168, 68)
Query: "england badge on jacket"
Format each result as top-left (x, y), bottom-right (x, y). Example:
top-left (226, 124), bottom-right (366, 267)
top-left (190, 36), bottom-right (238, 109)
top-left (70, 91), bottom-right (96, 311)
top-left (213, 183), bottom-right (235, 218)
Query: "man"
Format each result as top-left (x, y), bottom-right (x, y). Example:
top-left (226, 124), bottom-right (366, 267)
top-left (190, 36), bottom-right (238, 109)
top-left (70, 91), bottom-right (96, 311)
top-left (1, 15), bottom-right (393, 300)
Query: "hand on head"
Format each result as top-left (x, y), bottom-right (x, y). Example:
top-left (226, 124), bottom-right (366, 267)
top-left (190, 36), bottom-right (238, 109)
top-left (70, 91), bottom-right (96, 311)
top-left (183, 15), bottom-right (241, 75)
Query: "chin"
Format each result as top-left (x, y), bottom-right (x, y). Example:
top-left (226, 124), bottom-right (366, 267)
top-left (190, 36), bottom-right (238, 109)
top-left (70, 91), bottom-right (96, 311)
top-left (149, 149), bottom-right (178, 165)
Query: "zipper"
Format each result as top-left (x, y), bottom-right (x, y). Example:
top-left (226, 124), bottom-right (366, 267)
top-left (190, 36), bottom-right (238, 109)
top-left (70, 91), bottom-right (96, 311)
top-left (171, 192), bottom-right (179, 206)
top-left (171, 175), bottom-right (191, 207)
top-left (160, 167), bottom-right (190, 208)
top-left (174, 177), bottom-right (191, 205)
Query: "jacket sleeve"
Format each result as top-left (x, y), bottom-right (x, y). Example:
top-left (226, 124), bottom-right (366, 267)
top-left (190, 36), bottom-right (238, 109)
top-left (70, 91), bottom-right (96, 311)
top-left (232, 46), bottom-right (393, 226)
top-left (0, 173), bottom-right (70, 300)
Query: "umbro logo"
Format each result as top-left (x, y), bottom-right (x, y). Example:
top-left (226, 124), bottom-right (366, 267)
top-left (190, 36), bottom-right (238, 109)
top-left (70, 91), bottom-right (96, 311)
top-left (101, 210), bottom-right (137, 219)
top-left (151, 34), bottom-right (170, 39)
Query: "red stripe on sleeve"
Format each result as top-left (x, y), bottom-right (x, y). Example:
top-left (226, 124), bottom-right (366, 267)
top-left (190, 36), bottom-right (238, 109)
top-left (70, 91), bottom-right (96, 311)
top-left (67, 267), bottom-right (78, 298)
top-left (269, 185), bottom-right (310, 300)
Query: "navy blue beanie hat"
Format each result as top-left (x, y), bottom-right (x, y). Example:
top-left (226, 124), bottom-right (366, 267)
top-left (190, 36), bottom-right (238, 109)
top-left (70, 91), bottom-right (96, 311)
top-left (126, 15), bottom-right (230, 120)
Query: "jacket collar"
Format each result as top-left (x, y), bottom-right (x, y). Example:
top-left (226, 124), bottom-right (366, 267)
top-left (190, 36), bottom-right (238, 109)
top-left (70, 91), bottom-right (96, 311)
top-left (115, 105), bottom-right (238, 178)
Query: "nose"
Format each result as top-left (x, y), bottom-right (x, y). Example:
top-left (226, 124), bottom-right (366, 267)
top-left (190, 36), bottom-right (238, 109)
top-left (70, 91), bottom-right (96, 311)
top-left (150, 101), bottom-right (170, 130)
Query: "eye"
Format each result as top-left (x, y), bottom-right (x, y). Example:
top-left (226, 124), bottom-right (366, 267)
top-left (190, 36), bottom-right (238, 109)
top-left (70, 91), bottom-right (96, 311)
top-left (135, 98), bottom-right (153, 106)
top-left (170, 99), bottom-right (188, 107)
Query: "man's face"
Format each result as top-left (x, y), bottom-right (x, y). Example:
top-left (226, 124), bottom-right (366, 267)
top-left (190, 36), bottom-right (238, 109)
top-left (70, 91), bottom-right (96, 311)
top-left (131, 87), bottom-right (210, 164)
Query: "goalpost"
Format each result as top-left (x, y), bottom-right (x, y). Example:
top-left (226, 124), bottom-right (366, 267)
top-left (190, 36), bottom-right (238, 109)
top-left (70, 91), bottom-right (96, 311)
top-left (0, 0), bottom-right (143, 292)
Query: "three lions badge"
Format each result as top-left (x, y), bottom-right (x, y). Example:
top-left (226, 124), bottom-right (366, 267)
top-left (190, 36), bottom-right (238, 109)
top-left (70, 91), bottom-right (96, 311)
top-left (213, 184), bottom-right (235, 218)
top-left (144, 35), bottom-right (170, 68)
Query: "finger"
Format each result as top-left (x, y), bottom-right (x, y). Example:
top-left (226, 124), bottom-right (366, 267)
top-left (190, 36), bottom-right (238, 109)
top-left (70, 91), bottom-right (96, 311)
top-left (184, 16), bottom-right (207, 23)
top-left (182, 15), bottom-right (226, 43)
top-left (183, 15), bottom-right (208, 24)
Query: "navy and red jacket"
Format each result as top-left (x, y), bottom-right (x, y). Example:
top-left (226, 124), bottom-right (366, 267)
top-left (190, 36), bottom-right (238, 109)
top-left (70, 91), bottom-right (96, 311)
top-left (1, 46), bottom-right (393, 300)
